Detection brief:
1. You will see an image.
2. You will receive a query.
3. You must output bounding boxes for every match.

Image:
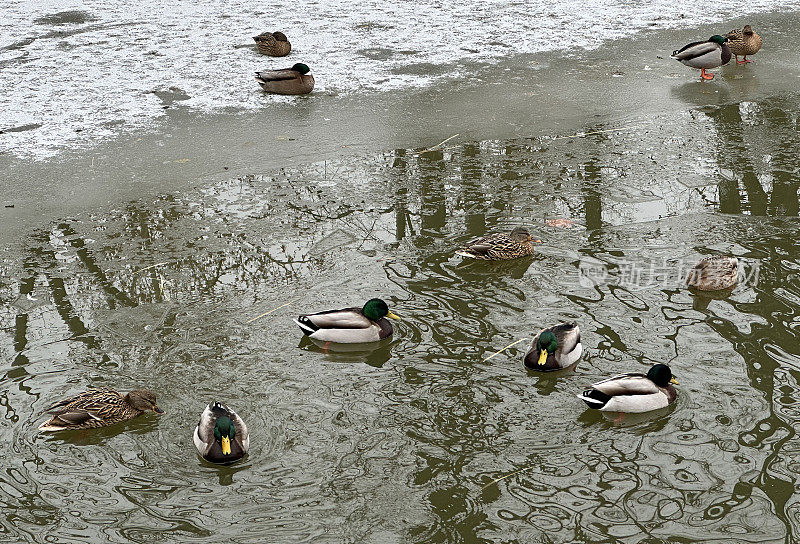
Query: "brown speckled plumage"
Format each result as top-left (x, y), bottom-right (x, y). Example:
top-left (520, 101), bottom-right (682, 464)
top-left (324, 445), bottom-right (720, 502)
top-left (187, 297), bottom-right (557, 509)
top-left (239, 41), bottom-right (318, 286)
top-left (726, 25), bottom-right (762, 60)
top-left (455, 227), bottom-right (539, 260)
top-left (39, 388), bottom-right (163, 431)
top-left (254, 31), bottom-right (291, 57)
top-left (686, 255), bottom-right (739, 291)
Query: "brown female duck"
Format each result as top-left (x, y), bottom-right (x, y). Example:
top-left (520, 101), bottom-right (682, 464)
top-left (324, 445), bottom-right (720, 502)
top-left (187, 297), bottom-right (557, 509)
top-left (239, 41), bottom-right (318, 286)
top-left (686, 255), bottom-right (739, 291)
top-left (726, 25), bottom-right (762, 64)
top-left (38, 388), bottom-right (164, 431)
top-left (253, 31), bottom-right (291, 57)
top-left (455, 226), bottom-right (540, 260)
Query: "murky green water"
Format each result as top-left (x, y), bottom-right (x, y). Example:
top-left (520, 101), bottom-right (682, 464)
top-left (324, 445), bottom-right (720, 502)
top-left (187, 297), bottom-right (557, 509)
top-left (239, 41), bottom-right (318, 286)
top-left (2, 92), bottom-right (800, 543)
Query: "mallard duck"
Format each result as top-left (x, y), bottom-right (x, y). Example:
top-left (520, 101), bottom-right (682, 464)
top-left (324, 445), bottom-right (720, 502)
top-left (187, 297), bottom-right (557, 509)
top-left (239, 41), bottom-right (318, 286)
top-left (523, 322), bottom-right (582, 371)
top-left (578, 364), bottom-right (679, 413)
top-left (253, 31), bottom-right (291, 57)
top-left (38, 388), bottom-right (164, 431)
top-left (193, 402), bottom-right (249, 464)
top-left (455, 227), bottom-right (541, 260)
top-left (671, 35), bottom-right (731, 80)
top-left (294, 298), bottom-right (399, 343)
top-left (255, 63), bottom-right (314, 95)
top-left (726, 25), bottom-right (762, 64)
top-left (686, 255), bottom-right (739, 291)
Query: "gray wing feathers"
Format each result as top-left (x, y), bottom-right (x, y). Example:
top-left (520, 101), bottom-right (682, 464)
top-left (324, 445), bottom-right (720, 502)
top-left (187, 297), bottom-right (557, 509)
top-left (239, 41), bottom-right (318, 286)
top-left (592, 374), bottom-right (658, 396)
top-left (194, 404), bottom-right (216, 456)
top-left (230, 409), bottom-right (249, 451)
top-left (255, 69), bottom-right (297, 82)
top-left (553, 323), bottom-right (580, 356)
top-left (305, 309), bottom-right (371, 328)
top-left (672, 42), bottom-right (717, 61)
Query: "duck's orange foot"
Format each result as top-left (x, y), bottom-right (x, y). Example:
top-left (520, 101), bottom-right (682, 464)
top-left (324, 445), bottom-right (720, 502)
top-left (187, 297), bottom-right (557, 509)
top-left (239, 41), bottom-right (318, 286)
top-left (613, 413), bottom-right (626, 424)
top-left (700, 69), bottom-right (715, 80)
top-left (736, 57), bottom-right (752, 65)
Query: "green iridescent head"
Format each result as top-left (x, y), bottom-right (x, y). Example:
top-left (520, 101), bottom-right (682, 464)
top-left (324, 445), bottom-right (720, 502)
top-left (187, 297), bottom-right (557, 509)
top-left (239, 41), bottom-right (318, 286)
top-left (291, 63), bottom-right (311, 75)
top-left (647, 364), bottom-right (678, 387)
top-left (362, 298), bottom-right (399, 321)
top-left (214, 416), bottom-right (235, 440)
top-left (537, 331), bottom-right (558, 353)
top-left (214, 416), bottom-right (236, 456)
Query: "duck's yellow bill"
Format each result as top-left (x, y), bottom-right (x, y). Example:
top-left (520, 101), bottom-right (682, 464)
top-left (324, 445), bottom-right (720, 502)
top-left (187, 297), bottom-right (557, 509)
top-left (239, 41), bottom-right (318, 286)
top-left (670, 377), bottom-right (679, 385)
top-left (221, 436), bottom-right (231, 455)
top-left (538, 349), bottom-right (548, 366)
top-left (386, 311), bottom-right (401, 320)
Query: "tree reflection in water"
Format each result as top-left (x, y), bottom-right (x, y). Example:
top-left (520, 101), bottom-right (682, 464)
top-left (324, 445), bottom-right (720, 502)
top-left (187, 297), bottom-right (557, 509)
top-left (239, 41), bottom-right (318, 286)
top-left (0, 94), bottom-right (799, 543)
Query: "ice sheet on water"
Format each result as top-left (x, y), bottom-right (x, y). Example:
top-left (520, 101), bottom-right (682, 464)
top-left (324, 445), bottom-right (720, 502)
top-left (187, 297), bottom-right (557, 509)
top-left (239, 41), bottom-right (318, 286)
top-left (1, 0), bottom-right (798, 159)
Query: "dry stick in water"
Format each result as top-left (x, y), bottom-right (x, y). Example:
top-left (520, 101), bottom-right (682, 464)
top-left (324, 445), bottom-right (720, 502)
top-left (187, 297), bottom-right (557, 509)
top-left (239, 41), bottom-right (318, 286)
top-left (134, 262), bottom-right (172, 274)
top-left (246, 299), bottom-right (299, 324)
top-left (482, 337), bottom-right (528, 362)
top-left (421, 134), bottom-right (459, 153)
top-left (481, 464), bottom-right (537, 490)
top-left (552, 125), bottom-right (642, 141)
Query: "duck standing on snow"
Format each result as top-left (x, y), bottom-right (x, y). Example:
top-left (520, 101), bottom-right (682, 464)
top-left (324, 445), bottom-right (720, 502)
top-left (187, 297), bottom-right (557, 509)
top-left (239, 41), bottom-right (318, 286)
top-left (255, 63), bottom-right (315, 95)
top-left (253, 31), bottom-right (291, 57)
top-left (294, 298), bottom-right (400, 344)
top-left (523, 323), bottom-right (582, 371)
top-left (726, 25), bottom-right (762, 64)
top-left (578, 364), bottom-right (679, 413)
top-left (455, 227), bottom-right (541, 260)
top-left (194, 402), bottom-right (249, 464)
top-left (671, 35), bottom-right (731, 80)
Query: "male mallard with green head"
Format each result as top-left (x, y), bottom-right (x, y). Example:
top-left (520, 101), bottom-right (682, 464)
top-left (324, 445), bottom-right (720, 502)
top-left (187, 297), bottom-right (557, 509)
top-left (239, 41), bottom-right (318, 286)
top-left (253, 31), bottom-right (291, 57)
top-left (726, 25), bottom-right (762, 64)
top-left (524, 323), bottom-right (582, 371)
top-left (194, 402), bottom-right (249, 464)
top-left (38, 388), bottom-right (164, 431)
top-left (294, 298), bottom-right (400, 343)
top-left (686, 255), bottom-right (739, 291)
top-left (455, 226), bottom-right (541, 260)
top-left (578, 364), bottom-right (679, 413)
top-left (671, 35), bottom-right (731, 80)
top-left (255, 63), bottom-right (314, 95)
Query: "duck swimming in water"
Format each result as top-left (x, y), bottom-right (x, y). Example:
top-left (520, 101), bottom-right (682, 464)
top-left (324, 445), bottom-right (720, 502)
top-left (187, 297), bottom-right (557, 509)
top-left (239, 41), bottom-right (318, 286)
top-left (686, 255), bottom-right (739, 291)
top-left (294, 298), bottom-right (399, 344)
top-left (578, 364), bottom-right (679, 413)
top-left (193, 402), bottom-right (249, 464)
top-left (455, 227), bottom-right (541, 260)
top-left (523, 323), bottom-right (582, 371)
top-left (38, 388), bottom-right (164, 431)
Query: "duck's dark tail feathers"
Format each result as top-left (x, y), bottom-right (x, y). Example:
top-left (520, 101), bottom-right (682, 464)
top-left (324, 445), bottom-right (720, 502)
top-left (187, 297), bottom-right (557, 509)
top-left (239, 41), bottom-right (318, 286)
top-left (578, 389), bottom-right (610, 409)
top-left (294, 316), bottom-right (318, 336)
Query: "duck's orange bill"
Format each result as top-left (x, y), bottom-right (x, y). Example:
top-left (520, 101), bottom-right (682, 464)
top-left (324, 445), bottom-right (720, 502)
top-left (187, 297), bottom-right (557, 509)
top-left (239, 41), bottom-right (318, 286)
top-left (222, 436), bottom-right (231, 455)
top-left (670, 378), bottom-right (680, 385)
top-left (386, 311), bottom-right (401, 320)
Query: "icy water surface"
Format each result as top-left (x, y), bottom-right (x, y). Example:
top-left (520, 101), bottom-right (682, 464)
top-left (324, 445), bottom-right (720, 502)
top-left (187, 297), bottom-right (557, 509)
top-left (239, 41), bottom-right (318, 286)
top-left (2, 92), bottom-right (800, 542)
top-left (3, 0), bottom-right (800, 158)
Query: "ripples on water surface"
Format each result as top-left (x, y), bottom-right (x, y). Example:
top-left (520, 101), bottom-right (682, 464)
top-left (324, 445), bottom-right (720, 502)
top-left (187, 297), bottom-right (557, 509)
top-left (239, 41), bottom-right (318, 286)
top-left (2, 95), bottom-right (800, 542)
